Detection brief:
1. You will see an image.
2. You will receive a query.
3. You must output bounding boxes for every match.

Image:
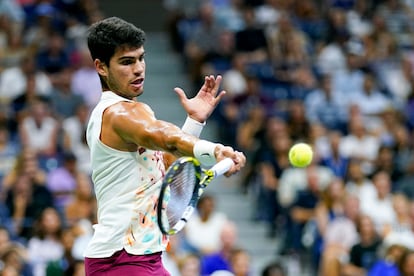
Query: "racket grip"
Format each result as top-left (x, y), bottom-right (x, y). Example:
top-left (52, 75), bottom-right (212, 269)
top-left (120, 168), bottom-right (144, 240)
top-left (211, 158), bottom-right (233, 176)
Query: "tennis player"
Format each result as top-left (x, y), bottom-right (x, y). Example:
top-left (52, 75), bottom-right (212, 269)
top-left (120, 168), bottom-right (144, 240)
top-left (83, 16), bottom-right (246, 275)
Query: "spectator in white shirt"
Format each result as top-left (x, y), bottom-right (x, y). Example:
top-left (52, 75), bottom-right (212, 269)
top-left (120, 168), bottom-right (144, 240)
top-left (0, 54), bottom-right (51, 104)
top-left (361, 170), bottom-right (396, 236)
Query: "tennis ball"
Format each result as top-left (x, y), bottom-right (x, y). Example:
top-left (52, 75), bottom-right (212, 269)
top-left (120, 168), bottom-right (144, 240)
top-left (289, 143), bottom-right (313, 168)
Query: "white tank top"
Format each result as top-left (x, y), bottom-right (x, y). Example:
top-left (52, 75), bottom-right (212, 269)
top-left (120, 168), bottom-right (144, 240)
top-left (84, 91), bottom-right (168, 258)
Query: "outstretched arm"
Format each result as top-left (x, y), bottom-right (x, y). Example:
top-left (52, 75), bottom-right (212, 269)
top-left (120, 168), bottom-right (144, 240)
top-left (103, 101), bottom-right (246, 175)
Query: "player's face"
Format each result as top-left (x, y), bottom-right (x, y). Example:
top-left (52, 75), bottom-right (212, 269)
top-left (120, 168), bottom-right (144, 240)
top-left (100, 46), bottom-right (146, 100)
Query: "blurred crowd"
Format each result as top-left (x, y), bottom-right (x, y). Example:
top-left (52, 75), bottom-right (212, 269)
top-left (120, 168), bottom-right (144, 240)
top-left (0, 0), bottom-right (276, 276)
top-left (0, 0), bottom-right (102, 275)
top-left (164, 0), bottom-right (414, 275)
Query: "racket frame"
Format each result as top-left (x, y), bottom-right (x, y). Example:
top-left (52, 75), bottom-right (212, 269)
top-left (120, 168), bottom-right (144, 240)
top-left (157, 157), bottom-right (201, 235)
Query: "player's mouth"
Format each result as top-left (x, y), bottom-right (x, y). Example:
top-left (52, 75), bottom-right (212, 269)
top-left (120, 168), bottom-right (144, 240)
top-left (131, 78), bottom-right (144, 89)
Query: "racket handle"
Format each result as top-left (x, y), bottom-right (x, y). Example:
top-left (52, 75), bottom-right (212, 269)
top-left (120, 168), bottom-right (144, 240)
top-left (172, 206), bottom-right (195, 233)
top-left (211, 158), bottom-right (233, 177)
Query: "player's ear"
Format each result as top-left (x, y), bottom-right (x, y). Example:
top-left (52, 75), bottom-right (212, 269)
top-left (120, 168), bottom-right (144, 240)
top-left (95, 59), bottom-right (108, 77)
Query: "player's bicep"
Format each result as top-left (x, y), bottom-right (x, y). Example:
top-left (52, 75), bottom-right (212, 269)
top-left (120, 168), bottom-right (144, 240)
top-left (111, 102), bottom-right (189, 152)
top-left (111, 103), bottom-right (160, 146)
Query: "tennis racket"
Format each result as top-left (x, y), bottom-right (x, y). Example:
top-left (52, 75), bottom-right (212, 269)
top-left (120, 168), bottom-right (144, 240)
top-left (157, 157), bottom-right (233, 235)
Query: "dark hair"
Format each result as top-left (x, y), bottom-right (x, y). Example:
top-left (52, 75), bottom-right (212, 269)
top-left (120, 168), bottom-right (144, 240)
top-left (87, 16), bottom-right (146, 66)
top-left (261, 261), bottom-right (286, 276)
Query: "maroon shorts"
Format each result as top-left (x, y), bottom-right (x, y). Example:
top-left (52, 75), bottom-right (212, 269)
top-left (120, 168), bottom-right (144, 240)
top-left (85, 249), bottom-right (170, 276)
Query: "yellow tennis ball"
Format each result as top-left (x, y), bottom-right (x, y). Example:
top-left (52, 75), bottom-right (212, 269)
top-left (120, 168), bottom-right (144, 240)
top-left (289, 143), bottom-right (313, 168)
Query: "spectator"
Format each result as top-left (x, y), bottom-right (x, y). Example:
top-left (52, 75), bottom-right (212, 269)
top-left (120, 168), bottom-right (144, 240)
top-left (399, 250), bottom-right (414, 276)
top-left (64, 173), bottom-right (96, 228)
top-left (382, 193), bottom-right (413, 242)
top-left (236, 104), bottom-right (267, 164)
top-left (49, 68), bottom-right (84, 120)
top-left (319, 194), bottom-right (360, 276)
top-left (185, 194), bottom-right (229, 255)
top-left (361, 170), bottom-right (396, 236)
top-left (213, 0), bottom-right (245, 32)
top-left (183, 1), bottom-right (223, 87)
top-left (281, 164), bottom-right (322, 255)
top-left (278, 159), bottom-right (334, 209)
top-left (350, 71), bottom-right (392, 129)
top-left (46, 151), bottom-right (79, 214)
top-left (27, 207), bottom-right (64, 276)
top-left (285, 100), bottom-right (311, 143)
top-left (373, 145), bottom-right (401, 184)
top-left (200, 29), bottom-right (235, 77)
top-left (344, 158), bottom-right (376, 202)
top-left (253, 132), bottom-right (291, 236)
top-left (0, 16), bottom-right (28, 71)
top-left (393, 125), bottom-right (414, 196)
top-left (267, 11), bottom-right (310, 84)
top-left (0, 243), bottom-right (33, 276)
top-left (331, 40), bottom-right (366, 98)
top-left (261, 261), bottom-right (286, 276)
top-left (45, 227), bottom-right (77, 276)
top-left (18, 98), bottom-right (59, 159)
top-left (35, 31), bottom-right (70, 75)
top-left (201, 221), bottom-right (239, 275)
top-left (233, 5), bottom-right (268, 64)
top-left (11, 73), bottom-right (49, 124)
top-left (319, 131), bottom-right (350, 179)
top-left (61, 103), bottom-right (91, 175)
top-left (0, 123), bottom-right (19, 188)
top-left (0, 54), bottom-right (52, 105)
top-left (228, 247), bottom-right (251, 276)
top-left (23, 3), bottom-right (60, 50)
top-left (311, 178), bottom-right (347, 272)
top-left (5, 174), bottom-right (53, 240)
top-left (2, 147), bottom-right (47, 198)
top-left (222, 53), bottom-right (249, 98)
top-left (368, 243), bottom-right (407, 276)
top-left (178, 253), bottom-right (201, 276)
top-left (304, 74), bottom-right (349, 132)
top-left (341, 214), bottom-right (382, 276)
top-left (70, 47), bottom-right (101, 110)
top-left (339, 116), bottom-right (381, 175)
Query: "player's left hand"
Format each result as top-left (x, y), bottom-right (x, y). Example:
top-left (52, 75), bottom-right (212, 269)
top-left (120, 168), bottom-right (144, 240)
top-left (174, 75), bottom-right (226, 123)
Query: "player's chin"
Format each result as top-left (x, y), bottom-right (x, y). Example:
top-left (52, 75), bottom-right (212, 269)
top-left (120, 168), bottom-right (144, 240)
top-left (130, 86), bottom-right (144, 97)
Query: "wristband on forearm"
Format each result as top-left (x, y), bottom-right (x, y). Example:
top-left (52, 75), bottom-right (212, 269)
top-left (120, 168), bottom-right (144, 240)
top-left (193, 140), bottom-right (220, 166)
top-left (181, 116), bottom-right (205, 138)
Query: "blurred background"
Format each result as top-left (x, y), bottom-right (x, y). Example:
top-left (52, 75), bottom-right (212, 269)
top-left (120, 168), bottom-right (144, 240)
top-left (2, 0), bottom-right (414, 276)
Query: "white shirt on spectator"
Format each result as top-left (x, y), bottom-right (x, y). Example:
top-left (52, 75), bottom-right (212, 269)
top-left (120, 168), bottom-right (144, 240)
top-left (20, 116), bottom-right (58, 153)
top-left (278, 165), bottom-right (334, 208)
top-left (185, 212), bottom-right (227, 253)
top-left (0, 66), bottom-right (51, 103)
top-left (361, 194), bottom-right (396, 234)
top-left (346, 179), bottom-right (377, 204)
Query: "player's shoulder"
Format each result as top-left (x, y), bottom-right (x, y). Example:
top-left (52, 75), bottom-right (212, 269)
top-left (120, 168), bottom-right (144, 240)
top-left (107, 100), bottom-right (153, 117)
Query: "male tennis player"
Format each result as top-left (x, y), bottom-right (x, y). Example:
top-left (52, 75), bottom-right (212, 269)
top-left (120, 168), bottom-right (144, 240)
top-left (83, 16), bottom-right (246, 275)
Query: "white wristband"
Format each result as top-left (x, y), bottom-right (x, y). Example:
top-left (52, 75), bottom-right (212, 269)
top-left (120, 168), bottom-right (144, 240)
top-left (193, 140), bottom-right (219, 166)
top-left (181, 116), bottom-right (205, 138)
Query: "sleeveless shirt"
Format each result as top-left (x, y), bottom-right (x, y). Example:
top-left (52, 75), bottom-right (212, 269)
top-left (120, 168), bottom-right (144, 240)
top-left (84, 91), bottom-right (168, 258)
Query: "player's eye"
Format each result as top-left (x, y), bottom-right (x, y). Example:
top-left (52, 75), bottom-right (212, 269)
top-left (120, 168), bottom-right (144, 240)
top-left (121, 59), bottom-right (134, 65)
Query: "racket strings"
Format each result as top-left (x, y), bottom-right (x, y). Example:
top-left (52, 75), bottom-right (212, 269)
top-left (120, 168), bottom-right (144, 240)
top-left (162, 162), bottom-right (198, 230)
